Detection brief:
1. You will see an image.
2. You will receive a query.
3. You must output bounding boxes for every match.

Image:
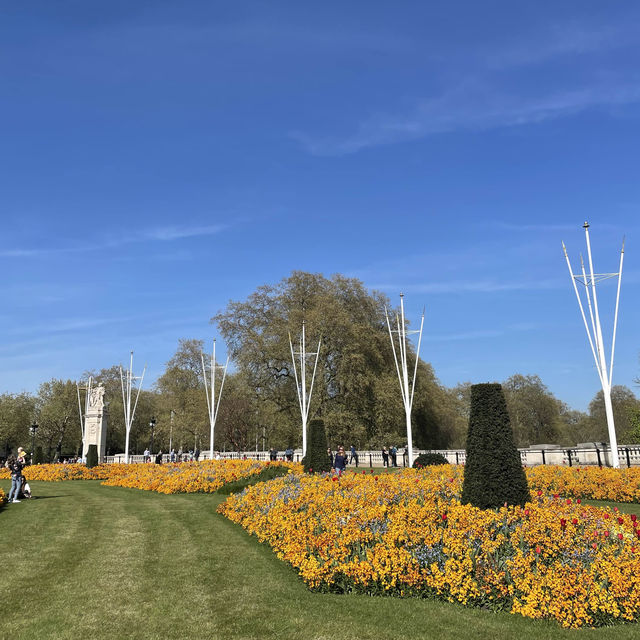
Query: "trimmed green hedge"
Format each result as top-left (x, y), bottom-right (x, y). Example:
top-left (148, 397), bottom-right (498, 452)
top-left (302, 419), bottom-right (332, 473)
top-left (216, 464), bottom-right (291, 495)
top-left (461, 383), bottom-right (530, 509)
top-left (86, 444), bottom-right (98, 468)
top-left (413, 452), bottom-right (449, 468)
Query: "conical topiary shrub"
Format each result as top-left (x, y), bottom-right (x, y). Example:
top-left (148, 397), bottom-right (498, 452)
top-left (302, 418), bottom-right (332, 473)
top-left (86, 444), bottom-right (99, 468)
top-left (461, 383), bottom-right (530, 509)
top-left (34, 445), bottom-right (44, 465)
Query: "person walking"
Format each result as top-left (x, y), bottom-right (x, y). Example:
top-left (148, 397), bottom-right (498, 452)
top-left (349, 445), bottom-right (359, 467)
top-left (6, 454), bottom-right (24, 503)
top-left (333, 446), bottom-right (348, 476)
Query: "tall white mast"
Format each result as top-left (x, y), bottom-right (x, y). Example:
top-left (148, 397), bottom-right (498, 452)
top-left (385, 294), bottom-right (425, 468)
top-left (289, 321), bottom-right (321, 458)
top-left (201, 339), bottom-right (229, 460)
top-left (119, 351), bottom-right (146, 463)
top-left (562, 222), bottom-right (624, 468)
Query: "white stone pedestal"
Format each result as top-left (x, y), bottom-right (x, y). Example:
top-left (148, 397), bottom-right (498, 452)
top-left (83, 385), bottom-right (108, 461)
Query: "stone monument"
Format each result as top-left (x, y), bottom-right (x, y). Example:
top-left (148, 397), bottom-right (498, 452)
top-left (83, 384), bottom-right (107, 461)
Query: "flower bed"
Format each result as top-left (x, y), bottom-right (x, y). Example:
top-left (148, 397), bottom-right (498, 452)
top-left (0, 486), bottom-right (6, 506)
top-left (0, 460), bottom-right (299, 494)
top-left (0, 463), bottom-right (109, 482)
top-left (100, 460), bottom-right (299, 494)
top-left (526, 465), bottom-right (640, 503)
top-left (219, 468), bottom-right (640, 628)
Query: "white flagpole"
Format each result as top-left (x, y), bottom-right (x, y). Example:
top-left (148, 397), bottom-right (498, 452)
top-left (385, 294), bottom-right (424, 468)
top-left (121, 351), bottom-right (146, 464)
top-left (609, 238), bottom-right (625, 383)
top-left (202, 339), bottom-right (228, 460)
top-left (289, 321), bottom-right (321, 458)
top-left (562, 223), bottom-right (623, 468)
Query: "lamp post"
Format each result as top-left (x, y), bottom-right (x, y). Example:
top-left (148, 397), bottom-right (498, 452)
top-left (30, 422), bottom-right (38, 465)
top-left (149, 416), bottom-right (156, 456)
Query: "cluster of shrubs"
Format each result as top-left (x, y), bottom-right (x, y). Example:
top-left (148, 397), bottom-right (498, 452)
top-left (412, 452), bottom-right (449, 468)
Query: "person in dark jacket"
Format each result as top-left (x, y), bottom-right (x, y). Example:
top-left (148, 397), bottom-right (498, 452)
top-left (155, 451), bottom-right (163, 464)
top-left (333, 446), bottom-right (348, 476)
top-left (381, 447), bottom-right (389, 467)
top-left (6, 454), bottom-right (24, 503)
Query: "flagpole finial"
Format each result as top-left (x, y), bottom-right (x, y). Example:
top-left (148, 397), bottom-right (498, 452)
top-left (400, 292), bottom-right (404, 298)
top-left (583, 221), bottom-right (590, 229)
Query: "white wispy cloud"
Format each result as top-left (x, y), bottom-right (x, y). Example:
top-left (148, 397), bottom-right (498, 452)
top-left (136, 224), bottom-right (225, 242)
top-left (292, 17), bottom-right (640, 156)
top-left (0, 223), bottom-right (228, 258)
top-left (294, 80), bottom-right (640, 156)
top-left (370, 278), bottom-right (564, 295)
top-left (483, 22), bottom-right (634, 69)
top-left (0, 248), bottom-right (44, 257)
top-left (425, 322), bottom-right (537, 343)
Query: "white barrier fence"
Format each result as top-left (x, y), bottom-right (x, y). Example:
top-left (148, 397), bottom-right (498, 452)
top-left (106, 444), bottom-right (640, 468)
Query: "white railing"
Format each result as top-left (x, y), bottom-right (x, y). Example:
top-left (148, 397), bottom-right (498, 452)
top-left (104, 444), bottom-right (640, 468)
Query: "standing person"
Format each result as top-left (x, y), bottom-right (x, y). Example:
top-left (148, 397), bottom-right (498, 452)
top-left (285, 447), bottom-right (293, 462)
top-left (170, 449), bottom-right (176, 463)
top-left (349, 445), bottom-right (359, 468)
top-left (194, 447), bottom-right (200, 461)
top-left (155, 451), bottom-right (163, 464)
top-left (390, 445), bottom-right (398, 467)
top-left (381, 447), bottom-right (389, 467)
top-left (327, 448), bottom-right (334, 467)
top-left (6, 454), bottom-right (24, 503)
top-left (333, 446), bottom-right (348, 476)
top-left (143, 448), bottom-right (150, 463)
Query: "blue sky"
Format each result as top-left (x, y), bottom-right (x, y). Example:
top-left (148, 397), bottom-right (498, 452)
top-left (1, 1), bottom-right (639, 411)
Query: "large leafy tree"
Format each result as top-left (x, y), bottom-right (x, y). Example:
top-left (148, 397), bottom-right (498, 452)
top-left (213, 271), bottom-right (454, 450)
top-left (584, 385), bottom-right (640, 444)
top-left (155, 339), bottom-right (210, 453)
top-left (35, 379), bottom-right (82, 461)
top-left (0, 392), bottom-right (36, 458)
top-left (502, 374), bottom-right (565, 446)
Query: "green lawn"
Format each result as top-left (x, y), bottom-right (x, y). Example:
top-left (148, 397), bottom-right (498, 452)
top-left (2, 480), bottom-right (640, 640)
